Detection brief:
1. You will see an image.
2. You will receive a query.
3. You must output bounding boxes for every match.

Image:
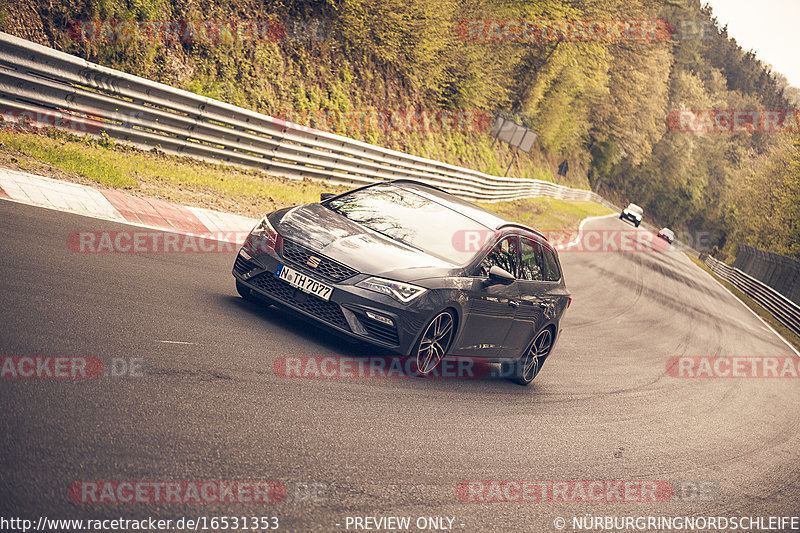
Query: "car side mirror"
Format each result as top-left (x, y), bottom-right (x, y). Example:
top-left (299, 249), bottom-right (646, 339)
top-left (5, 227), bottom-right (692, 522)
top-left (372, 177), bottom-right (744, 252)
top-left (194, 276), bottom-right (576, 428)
top-left (486, 265), bottom-right (515, 285)
top-left (320, 192), bottom-right (335, 202)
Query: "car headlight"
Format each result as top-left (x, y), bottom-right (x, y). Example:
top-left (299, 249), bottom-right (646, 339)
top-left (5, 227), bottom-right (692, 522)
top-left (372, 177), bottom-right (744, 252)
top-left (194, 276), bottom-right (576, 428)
top-left (243, 216), bottom-right (281, 254)
top-left (253, 216), bottom-right (276, 235)
top-left (356, 277), bottom-right (427, 303)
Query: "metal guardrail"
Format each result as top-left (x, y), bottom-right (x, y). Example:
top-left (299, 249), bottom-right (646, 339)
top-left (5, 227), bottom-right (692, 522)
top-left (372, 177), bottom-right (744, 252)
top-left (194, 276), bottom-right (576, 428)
top-left (0, 31), bottom-right (608, 205)
top-left (5, 33), bottom-right (795, 337)
top-left (703, 254), bottom-right (800, 337)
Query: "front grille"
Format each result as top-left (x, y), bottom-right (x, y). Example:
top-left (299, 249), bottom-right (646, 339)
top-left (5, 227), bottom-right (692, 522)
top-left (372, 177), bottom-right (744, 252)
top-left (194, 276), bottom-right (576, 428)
top-left (247, 272), bottom-right (350, 331)
top-left (233, 255), bottom-right (255, 276)
top-left (280, 239), bottom-right (359, 282)
top-left (359, 314), bottom-right (400, 346)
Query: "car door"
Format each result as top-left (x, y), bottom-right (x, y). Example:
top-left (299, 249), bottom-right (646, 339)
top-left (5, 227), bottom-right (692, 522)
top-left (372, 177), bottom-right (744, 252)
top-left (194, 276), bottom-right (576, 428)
top-left (502, 236), bottom-right (556, 356)
top-left (452, 235), bottom-right (521, 357)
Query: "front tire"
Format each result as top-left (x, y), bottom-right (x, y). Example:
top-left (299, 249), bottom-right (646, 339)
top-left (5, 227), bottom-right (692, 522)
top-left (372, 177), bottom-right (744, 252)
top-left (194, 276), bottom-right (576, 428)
top-left (412, 310), bottom-right (456, 375)
top-left (507, 327), bottom-right (554, 386)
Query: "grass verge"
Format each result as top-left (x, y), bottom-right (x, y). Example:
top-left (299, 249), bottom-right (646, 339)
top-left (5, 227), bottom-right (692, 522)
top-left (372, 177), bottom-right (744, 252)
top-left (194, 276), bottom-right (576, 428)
top-left (0, 130), bottom-right (345, 218)
top-left (0, 129), bottom-right (611, 231)
top-left (688, 255), bottom-right (800, 353)
top-left (480, 198), bottom-right (614, 234)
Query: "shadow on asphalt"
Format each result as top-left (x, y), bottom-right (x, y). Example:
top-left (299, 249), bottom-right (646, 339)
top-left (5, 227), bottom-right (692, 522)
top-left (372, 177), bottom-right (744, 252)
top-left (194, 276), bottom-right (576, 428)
top-left (221, 295), bottom-right (543, 390)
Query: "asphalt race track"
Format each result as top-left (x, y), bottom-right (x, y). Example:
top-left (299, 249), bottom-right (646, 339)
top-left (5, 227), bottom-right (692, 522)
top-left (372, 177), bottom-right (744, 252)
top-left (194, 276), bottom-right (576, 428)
top-left (1, 200), bottom-right (798, 532)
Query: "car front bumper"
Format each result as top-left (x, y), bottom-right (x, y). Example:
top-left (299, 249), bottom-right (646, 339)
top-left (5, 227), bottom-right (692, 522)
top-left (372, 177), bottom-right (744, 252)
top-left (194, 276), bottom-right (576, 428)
top-left (232, 249), bottom-right (436, 356)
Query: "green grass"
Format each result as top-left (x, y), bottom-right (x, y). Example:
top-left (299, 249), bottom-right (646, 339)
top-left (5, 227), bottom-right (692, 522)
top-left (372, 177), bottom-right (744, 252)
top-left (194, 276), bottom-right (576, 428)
top-left (479, 197), bottom-right (614, 232)
top-left (0, 130), bottom-right (344, 217)
top-left (688, 255), bottom-right (800, 352)
top-left (1, 132), bottom-right (136, 188)
top-left (0, 129), bottom-right (608, 233)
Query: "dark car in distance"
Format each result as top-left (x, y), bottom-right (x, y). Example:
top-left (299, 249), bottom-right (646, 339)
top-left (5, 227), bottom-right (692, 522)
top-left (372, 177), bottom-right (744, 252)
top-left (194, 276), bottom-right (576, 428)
top-left (232, 180), bottom-right (571, 385)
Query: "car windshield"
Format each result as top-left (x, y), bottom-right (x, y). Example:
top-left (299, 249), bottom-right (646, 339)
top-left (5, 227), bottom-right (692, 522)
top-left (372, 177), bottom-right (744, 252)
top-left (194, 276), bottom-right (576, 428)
top-left (325, 183), bottom-right (490, 265)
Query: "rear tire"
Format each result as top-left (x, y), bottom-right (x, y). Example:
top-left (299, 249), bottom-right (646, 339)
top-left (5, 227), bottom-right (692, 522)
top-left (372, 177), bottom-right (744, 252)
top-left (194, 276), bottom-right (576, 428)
top-left (507, 327), bottom-right (554, 386)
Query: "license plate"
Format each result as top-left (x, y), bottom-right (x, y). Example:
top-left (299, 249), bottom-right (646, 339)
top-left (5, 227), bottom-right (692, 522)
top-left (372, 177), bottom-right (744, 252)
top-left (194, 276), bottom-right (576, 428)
top-left (275, 264), bottom-right (333, 301)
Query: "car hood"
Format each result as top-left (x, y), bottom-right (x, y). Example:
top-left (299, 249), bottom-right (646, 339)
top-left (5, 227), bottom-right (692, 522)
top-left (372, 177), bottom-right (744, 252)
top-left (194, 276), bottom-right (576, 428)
top-left (273, 203), bottom-right (461, 282)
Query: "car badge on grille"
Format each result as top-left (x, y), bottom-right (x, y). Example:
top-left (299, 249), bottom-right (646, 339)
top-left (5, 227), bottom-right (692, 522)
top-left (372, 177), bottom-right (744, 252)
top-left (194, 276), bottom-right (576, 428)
top-left (307, 256), bottom-right (321, 268)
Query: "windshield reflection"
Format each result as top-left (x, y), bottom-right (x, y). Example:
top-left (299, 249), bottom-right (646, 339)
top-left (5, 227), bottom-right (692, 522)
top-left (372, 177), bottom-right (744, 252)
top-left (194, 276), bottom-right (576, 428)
top-left (326, 184), bottom-right (490, 265)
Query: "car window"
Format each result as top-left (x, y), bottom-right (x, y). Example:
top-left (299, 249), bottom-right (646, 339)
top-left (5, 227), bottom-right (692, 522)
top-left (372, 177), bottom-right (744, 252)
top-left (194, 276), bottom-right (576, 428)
top-left (542, 248), bottom-right (561, 282)
top-left (519, 237), bottom-right (560, 282)
top-left (477, 236), bottom-right (519, 278)
top-left (519, 238), bottom-right (544, 281)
